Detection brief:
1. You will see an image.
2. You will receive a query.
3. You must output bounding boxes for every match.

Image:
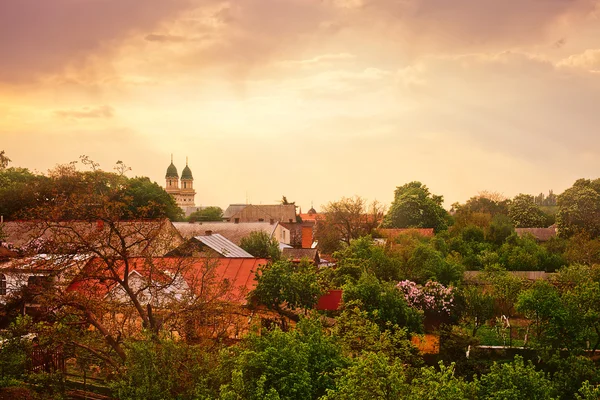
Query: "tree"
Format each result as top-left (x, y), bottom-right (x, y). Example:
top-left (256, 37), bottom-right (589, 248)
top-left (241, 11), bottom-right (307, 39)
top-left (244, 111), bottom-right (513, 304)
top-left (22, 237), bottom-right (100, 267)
top-left (460, 286), bottom-right (496, 336)
top-left (509, 194), bottom-right (548, 228)
top-left (122, 176), bottom-right (183, 221)
top-left (342, 273), bottom-right (422, 333)
top-left (322, 352), bottom-right (409, 400)
top-left (249, 260), bottom-right (322, 315)
top-left (111, 336), bottom-right (219, 400)
top-left (239, 230), bottom-right (281, 260)
top-left (383, 182), bottom-right (450, 232)
top-left (477, 356), bottom-right (556, 400)
top-left (556, 179), bottom-right (600, 238)
top-left (516, 281), bottom-right (582, 350)
top-left (219, 318), bottom-right (346, 400)
top-left (0, 150), bottom-right (10, 170)
top-left (315, 196), bottom-right (385, 254)
top-left (187, 206), bottom-right (223, 222)
top-left (16, 161), bottom-right (236, 370)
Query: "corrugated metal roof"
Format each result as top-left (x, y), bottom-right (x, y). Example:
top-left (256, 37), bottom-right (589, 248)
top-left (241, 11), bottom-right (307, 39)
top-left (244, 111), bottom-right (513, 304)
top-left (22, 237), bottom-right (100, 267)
top-left (194, 234), bottom-right (254, 258)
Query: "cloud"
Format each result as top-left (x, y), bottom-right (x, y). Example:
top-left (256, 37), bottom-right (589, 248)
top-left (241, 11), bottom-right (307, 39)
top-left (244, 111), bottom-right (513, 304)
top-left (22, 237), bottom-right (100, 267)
top-left (145, 34), bottom-right (189, 43)
top-left (0, 0), bottom-right (191, 83)
top-left (558, 49), bottom-right (600, 71)
top-left (349, 0), bottom-right (598, 52)
top-left (54, 106), bottom-right (115, 120)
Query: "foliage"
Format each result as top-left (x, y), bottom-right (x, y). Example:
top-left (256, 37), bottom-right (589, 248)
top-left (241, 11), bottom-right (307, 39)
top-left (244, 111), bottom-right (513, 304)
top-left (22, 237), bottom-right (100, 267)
top-left (342, 273), bottom-right (422, 333)
top-left (397, 280), bottom-right (454, 315)
top-left (188, 206), bottom-right (224, 222)
top-left (409, 362), bottom-right (478, 400)
top-left (250, 260), bottom-right (322, 313)
top-left (111, 336), bottom-right (218, 400)
top-left (0, 150), bottom-right (10, 170)
top-left (240, 230), bottom-right (281, 260)
top-left (383, 181), bottom-right (450, 232)
top-left (322, 352), bottom-right (409, 400)
top-left (481, 267), bottom-right (525, 316)
top-left (508, 194), bottom-right (548, 228)
top-left (516, 281), bottom-right (584, 351)
top-left (0, 316), bottom-right (33, 386)
top-left (0, 158), bottom-right (183, 221)
top-left (331, 305), bottom-right (422, 365)
top-left (219, 318), bottom-right (346, 400)
top-left (477, 356), bottom-right (556, 400)
top-left (556, 179), bottom-right (600, 238)
top-left (122, 176), bottom-right (183, 220)
top-left (315, 197), bottom-right (384, 254)
top-left (459, 286), bottom-right (496, 336)
top-left (545, 355), bottom-right (600, 400)
top-left (404, 243), bottom-right (464, 285)
top-left (333, 236), bottom-right (401, 282)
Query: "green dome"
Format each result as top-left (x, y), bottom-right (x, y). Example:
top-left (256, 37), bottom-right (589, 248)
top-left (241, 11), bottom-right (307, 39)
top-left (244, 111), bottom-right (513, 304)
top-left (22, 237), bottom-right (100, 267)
top-left (165, 162), bottom-right (179, 178)
top-left (181, 164), bottom-right (193, 180)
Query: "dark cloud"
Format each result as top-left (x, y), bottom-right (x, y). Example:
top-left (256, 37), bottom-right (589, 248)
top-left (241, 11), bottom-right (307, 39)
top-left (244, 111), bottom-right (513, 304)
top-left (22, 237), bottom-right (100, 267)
top-left (0, 0), bottom-right (191, 83)
top-left (54, 105), bottom-right (114, 119)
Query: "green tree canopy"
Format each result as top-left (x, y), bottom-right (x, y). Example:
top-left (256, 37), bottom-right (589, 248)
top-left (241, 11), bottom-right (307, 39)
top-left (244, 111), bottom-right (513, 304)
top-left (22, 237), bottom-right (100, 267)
top-left (509, 194), bottom-right (548, 228)
top-left (383, 182), bottom-right (450, 232)
top-left (556, 179), bottom-right (600, 238)
top-left (188, 206), bottom-right (224, 222)
top-left (249, 260), bottom-right (322, 314)
top-left (240, 230), bottom-right (281, 260)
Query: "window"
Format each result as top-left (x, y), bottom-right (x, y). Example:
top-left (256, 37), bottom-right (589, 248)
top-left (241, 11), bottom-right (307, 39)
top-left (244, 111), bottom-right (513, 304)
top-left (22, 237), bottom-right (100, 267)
top-left (0, 274), bottom-right (6, 295)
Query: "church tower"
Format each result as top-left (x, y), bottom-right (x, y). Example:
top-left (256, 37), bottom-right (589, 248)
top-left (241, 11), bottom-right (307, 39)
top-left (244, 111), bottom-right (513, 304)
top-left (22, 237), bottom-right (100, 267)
top-left (164, 156), bottom-right (196, 210)
top-left (180, 157), bottom-right (196, 207)
top-left (165, 154), bottom-right (179, 193)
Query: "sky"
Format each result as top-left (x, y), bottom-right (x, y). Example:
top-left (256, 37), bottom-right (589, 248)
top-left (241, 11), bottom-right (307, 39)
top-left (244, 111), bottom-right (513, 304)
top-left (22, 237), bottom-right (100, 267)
top-left (2, 0), bottom-right (600, 211)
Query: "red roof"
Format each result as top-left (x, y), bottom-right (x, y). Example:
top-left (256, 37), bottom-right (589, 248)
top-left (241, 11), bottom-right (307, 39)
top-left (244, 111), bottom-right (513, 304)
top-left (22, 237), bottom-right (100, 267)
top-left (68, 257), bottom-right (269, 304)
top-left (316, 289), bottom-right (343, 311)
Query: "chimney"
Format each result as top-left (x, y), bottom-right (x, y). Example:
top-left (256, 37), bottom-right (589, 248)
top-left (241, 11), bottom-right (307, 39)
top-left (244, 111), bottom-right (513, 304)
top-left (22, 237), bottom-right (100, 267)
top-left (302, 225), bottom-right (313, 249)
top-left (205, 230), bottom-right (213, 236)
top-left (270, 219), bottom-right (274, 225)
top-left (96, 220), bottom-right (105, 231)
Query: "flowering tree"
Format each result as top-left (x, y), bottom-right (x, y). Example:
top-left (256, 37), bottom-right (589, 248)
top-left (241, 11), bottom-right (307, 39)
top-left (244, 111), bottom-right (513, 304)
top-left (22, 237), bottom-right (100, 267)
top-left (397, 280), bottom-right (454, 315)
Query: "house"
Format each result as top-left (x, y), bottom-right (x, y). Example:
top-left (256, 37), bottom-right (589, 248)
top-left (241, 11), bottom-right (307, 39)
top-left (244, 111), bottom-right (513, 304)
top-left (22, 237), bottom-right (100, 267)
top-left (282, 248), bottom-right (320, 265)
top-left (173, 221), bottom-right (291, 246)
top-left (0, 254), bottom-right (91, 305)
top-left (0, 219), bottom-right (184, 257)
top-left (223, 204), bottom-right (297, 224)
top-left (279, 221), bottom-right (316, 249)
top-left (67, 256), bottom-right (273, 340)
top-left (165, 233), bottom-right (254, 258)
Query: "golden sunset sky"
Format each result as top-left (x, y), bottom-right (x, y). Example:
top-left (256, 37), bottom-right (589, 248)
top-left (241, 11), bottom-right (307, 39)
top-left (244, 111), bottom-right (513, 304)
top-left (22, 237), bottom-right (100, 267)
top-left (2, 0), bottom-right (600, 210)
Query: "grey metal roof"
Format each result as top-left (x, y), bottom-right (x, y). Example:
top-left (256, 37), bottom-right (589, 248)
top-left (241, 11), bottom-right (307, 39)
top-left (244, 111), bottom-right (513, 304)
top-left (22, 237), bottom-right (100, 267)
top-left (194, 234), bottom-right (254, 258)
